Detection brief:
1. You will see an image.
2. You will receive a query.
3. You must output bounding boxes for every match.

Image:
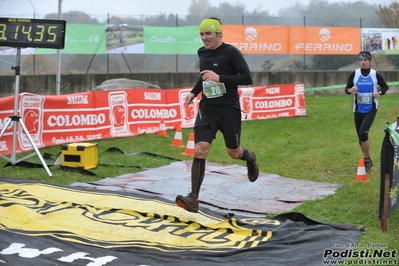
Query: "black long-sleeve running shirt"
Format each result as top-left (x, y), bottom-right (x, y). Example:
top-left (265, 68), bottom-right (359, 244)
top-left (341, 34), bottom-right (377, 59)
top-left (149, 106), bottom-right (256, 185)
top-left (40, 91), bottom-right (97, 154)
top-left (190, 42), bottom-right (253, 106)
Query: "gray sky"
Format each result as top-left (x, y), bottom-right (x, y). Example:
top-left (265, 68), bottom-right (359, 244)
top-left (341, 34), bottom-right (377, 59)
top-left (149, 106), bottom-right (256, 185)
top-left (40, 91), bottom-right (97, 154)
top-left (0, 0), bottom-right (393, 18)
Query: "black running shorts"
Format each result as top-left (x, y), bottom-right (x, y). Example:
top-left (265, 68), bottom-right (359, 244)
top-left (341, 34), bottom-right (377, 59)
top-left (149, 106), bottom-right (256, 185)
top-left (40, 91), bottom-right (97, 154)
top-left (193, 102), bottom-right (241, 149)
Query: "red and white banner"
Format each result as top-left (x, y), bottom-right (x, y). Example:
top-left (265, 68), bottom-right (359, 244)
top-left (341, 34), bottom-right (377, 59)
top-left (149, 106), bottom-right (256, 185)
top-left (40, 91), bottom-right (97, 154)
top-left (0, 84), bottom-right (305, 155)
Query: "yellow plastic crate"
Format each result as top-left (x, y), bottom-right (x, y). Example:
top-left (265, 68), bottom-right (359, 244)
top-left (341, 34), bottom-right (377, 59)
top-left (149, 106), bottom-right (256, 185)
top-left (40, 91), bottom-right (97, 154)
top-left (61, 142), bottom-right (98, 170)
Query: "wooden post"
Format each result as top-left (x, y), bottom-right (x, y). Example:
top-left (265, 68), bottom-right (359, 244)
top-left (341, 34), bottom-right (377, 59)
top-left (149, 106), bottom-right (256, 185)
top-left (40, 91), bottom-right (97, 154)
top-left (382, 174), bottom-right (390, 232)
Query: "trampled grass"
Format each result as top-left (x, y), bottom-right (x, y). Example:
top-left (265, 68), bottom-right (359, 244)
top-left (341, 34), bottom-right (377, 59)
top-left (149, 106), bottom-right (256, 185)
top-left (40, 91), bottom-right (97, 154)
top-left (1, 93), bottom-right (398, 250)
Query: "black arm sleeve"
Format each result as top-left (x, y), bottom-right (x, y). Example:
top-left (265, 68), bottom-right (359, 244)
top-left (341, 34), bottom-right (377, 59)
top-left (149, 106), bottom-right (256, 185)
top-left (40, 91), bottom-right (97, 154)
top-left (344, 71), bottom-right (356, 95)
top-left (190, 78), bottom-right (203, 97)
top-left (376, 72), bottom-right (389, 95)
top-left (218, 47), bottom-right (252, 86)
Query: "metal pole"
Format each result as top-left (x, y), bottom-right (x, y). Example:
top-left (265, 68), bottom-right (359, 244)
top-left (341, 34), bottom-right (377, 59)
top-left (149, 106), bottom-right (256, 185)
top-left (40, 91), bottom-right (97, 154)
top-left (176, 14), bottom-right (178, 72)
top-left (107, 13), bottom-right (109, 73)
top-left (303, 16), bottom-right (306, 71)
top-left (56, 0), bottom-right (63, 95)
top-left (11, 50), bottom-right (21, 163)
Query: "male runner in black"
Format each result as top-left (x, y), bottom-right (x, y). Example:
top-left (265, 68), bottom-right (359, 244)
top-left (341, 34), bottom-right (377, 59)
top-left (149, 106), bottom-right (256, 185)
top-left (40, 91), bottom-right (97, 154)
top-left (175, 17), bottom-right (259, 213)
top-left (345, 51), bottom-right (389, 171)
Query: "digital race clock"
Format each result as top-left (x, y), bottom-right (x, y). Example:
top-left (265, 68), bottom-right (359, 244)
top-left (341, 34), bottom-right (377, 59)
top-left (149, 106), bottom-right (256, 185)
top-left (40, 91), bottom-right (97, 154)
top-left (0, 17), bottom-right (66, 49)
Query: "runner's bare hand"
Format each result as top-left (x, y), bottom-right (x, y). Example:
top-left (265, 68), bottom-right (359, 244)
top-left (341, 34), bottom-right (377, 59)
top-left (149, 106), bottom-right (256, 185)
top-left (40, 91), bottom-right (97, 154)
top-left (201, 70), bottom-right (219, 82)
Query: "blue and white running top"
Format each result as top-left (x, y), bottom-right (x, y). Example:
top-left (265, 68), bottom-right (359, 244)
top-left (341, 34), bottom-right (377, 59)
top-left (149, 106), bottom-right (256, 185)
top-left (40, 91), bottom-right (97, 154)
top-left (353, 68), bottom-right (378, 113)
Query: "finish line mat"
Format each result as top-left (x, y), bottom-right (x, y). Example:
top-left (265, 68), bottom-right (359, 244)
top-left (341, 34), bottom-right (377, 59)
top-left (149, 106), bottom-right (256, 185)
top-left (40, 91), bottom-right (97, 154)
top-left (71, 160), bottom-right (341, 216)
top-left (0, 177), bottom-right (364, 266)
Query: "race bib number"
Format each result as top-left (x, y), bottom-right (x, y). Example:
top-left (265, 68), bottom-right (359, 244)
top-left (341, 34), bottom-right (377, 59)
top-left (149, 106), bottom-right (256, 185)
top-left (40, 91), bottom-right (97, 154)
top-left (358, 93), bottom-right (373, 104)
top-left (202, 81), bottom-right (226, 98)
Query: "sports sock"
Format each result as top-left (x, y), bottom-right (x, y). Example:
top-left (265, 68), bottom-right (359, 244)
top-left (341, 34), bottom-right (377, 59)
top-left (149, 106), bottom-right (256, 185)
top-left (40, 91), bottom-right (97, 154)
top-left (191, 157), bottom-right (205, 197)
top-left (240, 147), bottom-right (254, 165)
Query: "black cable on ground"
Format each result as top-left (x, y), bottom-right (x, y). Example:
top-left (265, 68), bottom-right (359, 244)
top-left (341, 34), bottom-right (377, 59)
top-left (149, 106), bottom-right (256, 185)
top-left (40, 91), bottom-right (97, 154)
top-left (2, 147), bottom-right (182, 177)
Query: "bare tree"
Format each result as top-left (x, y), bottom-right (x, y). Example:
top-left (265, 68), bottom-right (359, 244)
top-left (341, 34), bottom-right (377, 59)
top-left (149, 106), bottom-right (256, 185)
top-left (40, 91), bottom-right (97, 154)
top-left (377, 1), bottom-right (399, 27)
top-left (376, 2), bottom-right (399, 70)
top-left (188, 0), bottom-right (212, 17)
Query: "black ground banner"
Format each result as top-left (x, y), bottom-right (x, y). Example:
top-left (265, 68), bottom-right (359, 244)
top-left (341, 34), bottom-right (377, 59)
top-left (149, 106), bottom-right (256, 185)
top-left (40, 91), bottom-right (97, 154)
top-left (0, 177), bottom-right (364, 266)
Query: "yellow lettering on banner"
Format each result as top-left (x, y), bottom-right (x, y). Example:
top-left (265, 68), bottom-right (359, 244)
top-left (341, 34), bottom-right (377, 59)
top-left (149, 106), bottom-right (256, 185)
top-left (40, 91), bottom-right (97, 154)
top-left (0, 182), bottom-right (274, 251)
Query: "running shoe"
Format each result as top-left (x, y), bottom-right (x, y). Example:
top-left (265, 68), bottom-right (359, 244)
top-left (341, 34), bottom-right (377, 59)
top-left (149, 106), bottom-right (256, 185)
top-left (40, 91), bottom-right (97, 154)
top-left (247, 151), bottom-right (259, 182)
top-left (365, 158), bottom-right (373, 172)
top-left (175, 193), bottom-right (199, 213)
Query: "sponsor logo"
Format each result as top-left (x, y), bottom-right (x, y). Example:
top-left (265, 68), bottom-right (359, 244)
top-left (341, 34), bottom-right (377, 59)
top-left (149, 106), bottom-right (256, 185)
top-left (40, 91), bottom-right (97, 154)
top-left (294, 27), bottom-right (353, 52)
top-left (255, 99), bottom-right (293, 109)
top-left (239, 87), bottom-right (254, 119)
top-left (1, 243), bottom-right (117, 265)
top-left (24, 110), bottom-right (39, 134)
top-left (144, 92), bottom-right (162, 100)
top-left (67, 95), bottom-right (89, 105)
top-left (232, 27), bottom-right (283, 52)
top-left (47, 114), bottom-right (106, 127)
top-left (131, 108), bottom-right (177, 119)
top-left (109, 91), bottom-right (130, 136)
top-left (179, 89), bottom-right (197, 128)
top-left (265, 87), bottom-right (280, 94)
top-left (319, 28), bottom-right (331, 42)
top-left (151, 36), bottom-right (176, 43)
top-left (20, 95), bottom-right (44, 149)
top-left (112, 106), bottom-right (125, 126)
top-left (244, 27), bottom-right (257, 42)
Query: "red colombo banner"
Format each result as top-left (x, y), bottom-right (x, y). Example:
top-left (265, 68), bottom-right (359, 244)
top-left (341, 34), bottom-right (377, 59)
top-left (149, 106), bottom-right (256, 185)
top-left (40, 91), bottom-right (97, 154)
top-left (0, 84), bottom-right (305, 155)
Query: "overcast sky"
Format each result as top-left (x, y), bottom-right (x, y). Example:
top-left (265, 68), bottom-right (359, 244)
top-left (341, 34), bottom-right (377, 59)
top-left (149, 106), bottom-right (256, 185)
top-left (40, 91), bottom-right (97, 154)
top-left (0, 0), bottom-right (393, 18)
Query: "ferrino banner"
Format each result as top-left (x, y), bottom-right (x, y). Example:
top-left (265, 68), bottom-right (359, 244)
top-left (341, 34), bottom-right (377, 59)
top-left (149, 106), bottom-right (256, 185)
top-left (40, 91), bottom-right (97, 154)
top-left (0, 85), bottom-right (306, 155)
top-left (288, 26), bottom-right (361, 55)
top-left (1, 24), bottom-right (398, 55)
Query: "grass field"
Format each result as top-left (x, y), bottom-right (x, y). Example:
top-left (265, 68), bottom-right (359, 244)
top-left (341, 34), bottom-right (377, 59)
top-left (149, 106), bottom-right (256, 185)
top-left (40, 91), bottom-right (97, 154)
top-left (1, 93), bottom-right (398, 252)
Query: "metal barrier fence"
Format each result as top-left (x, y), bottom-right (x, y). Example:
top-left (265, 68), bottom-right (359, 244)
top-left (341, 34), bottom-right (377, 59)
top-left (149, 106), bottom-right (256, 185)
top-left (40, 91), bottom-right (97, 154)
top-left (0, 14), bottom-right (390, 75)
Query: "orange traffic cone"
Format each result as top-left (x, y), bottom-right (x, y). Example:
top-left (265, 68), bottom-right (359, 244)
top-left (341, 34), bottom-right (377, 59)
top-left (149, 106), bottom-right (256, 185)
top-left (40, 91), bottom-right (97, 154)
top-left (182, 133), bottom-right (195, 156)
top-left (171, 126), bottom-right (185, 148)
top-left (356, 158), bottom-right (369, 182)
top-left (157, 119), bottom-right (168, 137)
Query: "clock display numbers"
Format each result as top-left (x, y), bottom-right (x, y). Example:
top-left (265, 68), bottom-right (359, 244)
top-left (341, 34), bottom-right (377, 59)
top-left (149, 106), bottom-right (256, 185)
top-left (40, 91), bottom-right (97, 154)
top-left (0, 17), bottom-right (66, 49)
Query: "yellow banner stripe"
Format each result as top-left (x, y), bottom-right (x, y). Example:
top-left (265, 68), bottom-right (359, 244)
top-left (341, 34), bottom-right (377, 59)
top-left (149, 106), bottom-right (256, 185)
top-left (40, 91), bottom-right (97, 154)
top-left (0, 181), bottom-right (275, 252)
